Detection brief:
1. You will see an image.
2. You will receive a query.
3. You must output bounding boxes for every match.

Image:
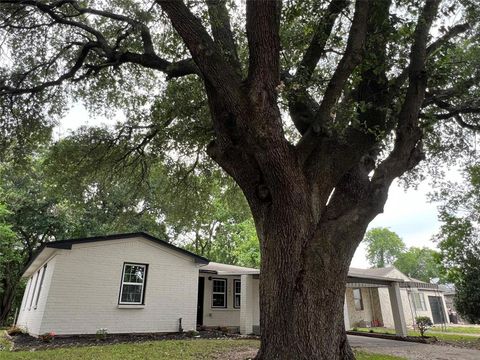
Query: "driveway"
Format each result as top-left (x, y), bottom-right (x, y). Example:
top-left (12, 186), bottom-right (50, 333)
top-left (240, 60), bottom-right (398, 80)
top-left (348, 335), bottom-right (480, 360)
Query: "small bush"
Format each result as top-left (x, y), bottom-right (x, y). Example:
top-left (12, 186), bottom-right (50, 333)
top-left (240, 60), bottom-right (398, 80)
top-left (39, 331), bottom-right (55, 343)
top-left (6, 326), bottom-right (23, 336)
top-left (95, 328), bottom-right (108, 341)
top-left (352, 327), bottom-right (358, 332)
top-left (369, 329), bottom-right (374, 333)
top-left (185, 330), bottom-right (199, 338)
top-left (415, 316), bottom-right (433, 337)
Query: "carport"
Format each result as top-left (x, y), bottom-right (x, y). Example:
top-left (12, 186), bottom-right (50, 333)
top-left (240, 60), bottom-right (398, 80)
top-left (345, 271), bottom-right (408, 337)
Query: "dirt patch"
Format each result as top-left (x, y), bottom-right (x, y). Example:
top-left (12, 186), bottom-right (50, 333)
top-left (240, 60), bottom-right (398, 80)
top-left (9, 330), bottom-right (238, 351)
top-left (437, 338), bottom-right (480, 351)
top-left (212, 345), bottom-right (258, 360)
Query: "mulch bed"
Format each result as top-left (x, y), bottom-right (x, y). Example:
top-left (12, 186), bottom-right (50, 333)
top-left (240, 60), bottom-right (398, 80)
top-left (7, 330), bottom-right (250, 352)
top-left (347, 330), bottom-right (438, 344)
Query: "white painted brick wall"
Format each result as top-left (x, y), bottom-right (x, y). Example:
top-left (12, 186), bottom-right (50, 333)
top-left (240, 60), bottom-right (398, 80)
top-left (200, 274), bottom-right (241, 327)
top-left (19, 237), bottom-right (199, 335)
top-left (16, 256), bottom-right (57, 335)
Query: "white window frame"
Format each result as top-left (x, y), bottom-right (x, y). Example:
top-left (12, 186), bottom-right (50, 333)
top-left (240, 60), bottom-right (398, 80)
top-left (118, 263), bottom-right (147, 305)
top-left (22, 277), bottom-right (33, 311)
top-left (411, 292), bottom-right (427, 311)
top-left (233, 279), bottom-right (241, 309)
top-left (34, 264), bottom-right (47, 309)
top-left (212, 278), bottom-right (227, 308)
top-left (29, 271), bottom-right (40, 310)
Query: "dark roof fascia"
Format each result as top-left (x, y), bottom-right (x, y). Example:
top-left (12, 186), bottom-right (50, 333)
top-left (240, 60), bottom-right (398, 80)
top-left (199, 269), bottom-right (218, 274)
top-left (23, 232), bottom-right (209, 274)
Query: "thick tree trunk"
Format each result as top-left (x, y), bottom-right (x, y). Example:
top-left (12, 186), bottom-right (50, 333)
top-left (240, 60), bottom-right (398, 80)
top-left (248, 187), bottom-right (368, 360)
top-left (254, 215), bottom-right (361, 360)
top-left (0, 280), bottom-right (17, 326)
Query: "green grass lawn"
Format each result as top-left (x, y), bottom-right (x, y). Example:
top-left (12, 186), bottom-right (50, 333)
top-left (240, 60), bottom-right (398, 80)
top-left (353, 327), bottom-right (480, 343)
top-left (430, 326), bottom-right (480, 335)
top-left (0, 338), bottom-right (404, 360)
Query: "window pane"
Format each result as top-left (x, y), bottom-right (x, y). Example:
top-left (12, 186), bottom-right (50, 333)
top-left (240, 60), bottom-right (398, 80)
top-left (235, 281), bottom-right (241, 294)
top-left (235, 294), bottom-right (241, 308)
top-left (124, 265), bottom-right (144, 283)
top-left (213, 280), bottom-right (225, 293)
top-left (121, 284), bottom-right (142, 303)
top-left (213, 293), bottom-right (225, 307)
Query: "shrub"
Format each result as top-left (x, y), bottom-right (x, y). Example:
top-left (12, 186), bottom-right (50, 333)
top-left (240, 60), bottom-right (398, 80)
top-left (352, 327), bottom-right (358, 332)
top-left (6, 326), bottom-right (23, 336)
top-left (415, 316), bottom-right (433, 337)
top-left (185, 330), bottom-right (199, 338)
top-left (39, 331), bottom-right (55, 343)
top-left (95, 328), bottom-right (108, 341)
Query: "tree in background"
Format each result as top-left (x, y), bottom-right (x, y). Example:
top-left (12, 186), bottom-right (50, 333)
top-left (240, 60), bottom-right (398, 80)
top-left (1, 0), bottom-right (480, 357)
top-left (363, 227), bottom-right (406, 268)
top-left (435, 165), bottom-right (480, 323)
top-left (454, 254), bottom-right (480, 324)
top-left (394, 247), bottom-right (441, 283)
top-left (363, 228), bottom-right (441, 282)
top-left (0, 151), bottom-right (169, 324)
top-left (0, 203), bottom-right (20, 324)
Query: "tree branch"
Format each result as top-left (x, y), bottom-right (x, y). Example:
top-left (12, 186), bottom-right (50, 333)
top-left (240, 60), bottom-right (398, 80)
top-left (390, 22), bottom-right (470, 95)
top-left (0, 0), bottom-right (199, 96)
top-left (425, 97), bottom-right (480, 131)
top-left (296, 0), bottom-right (370, 154)
top-left (206, 0), bottom-right (242, 77)
top-left (245, 0), bottom-right (281, 92)
top-left (372, 0), bottom-right (441, 187)
top-left (156, 0), bottom-right (241, 92)
top-left (287, 0), bottom-right (348, 135)
top-left (294, 0), bottom-right (348, 86)
top-left (426, 22), bottom-right (470, 55)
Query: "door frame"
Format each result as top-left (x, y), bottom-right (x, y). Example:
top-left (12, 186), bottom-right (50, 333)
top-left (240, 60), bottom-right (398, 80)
top-left (197, 277), bottom-right (205, 326)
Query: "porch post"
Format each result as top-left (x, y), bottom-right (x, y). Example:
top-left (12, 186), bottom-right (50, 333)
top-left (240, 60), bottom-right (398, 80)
top-left (344, 291), bottom-right (351, 330)
top-left (240, 274), bottom-right (254, 335)
top-left (389, 282), bottom-right (408, 337)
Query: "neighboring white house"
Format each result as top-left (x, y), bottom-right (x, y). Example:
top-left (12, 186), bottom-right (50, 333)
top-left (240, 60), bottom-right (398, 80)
top-left (346, 267), bottom-right (450, 331)
top-left (17, 232), bottom-right (448, 337)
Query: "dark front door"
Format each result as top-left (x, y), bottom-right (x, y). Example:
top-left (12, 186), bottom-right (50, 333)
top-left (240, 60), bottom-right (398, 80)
top-left (197, 277), bottom-right (205, 326)
top-left (428, 296), bottom-right (446, 324)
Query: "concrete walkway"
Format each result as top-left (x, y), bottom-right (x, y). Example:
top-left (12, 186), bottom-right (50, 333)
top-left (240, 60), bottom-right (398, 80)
top-left (348, 335), bottom-right (480, 360)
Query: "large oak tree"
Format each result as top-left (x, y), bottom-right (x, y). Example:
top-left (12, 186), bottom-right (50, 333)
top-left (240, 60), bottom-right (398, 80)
top-left (1, 0), bottom-right (479, 358)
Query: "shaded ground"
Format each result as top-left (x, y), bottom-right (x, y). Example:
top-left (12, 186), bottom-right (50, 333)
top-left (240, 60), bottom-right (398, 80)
top-left (7, 330), bottom-right (238, 351)
top-left (349, 334), bottom-right (480, 360)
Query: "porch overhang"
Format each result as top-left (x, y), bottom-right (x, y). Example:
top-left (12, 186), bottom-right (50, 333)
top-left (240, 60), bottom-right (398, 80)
top-left (345, 275), bottom-right (408, 337)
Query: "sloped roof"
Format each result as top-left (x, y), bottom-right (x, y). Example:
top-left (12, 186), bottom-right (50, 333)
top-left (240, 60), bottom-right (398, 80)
top-left (23, 232), bottom-right (209, 277)
top-left (349, 266), bottom-right (411, 281)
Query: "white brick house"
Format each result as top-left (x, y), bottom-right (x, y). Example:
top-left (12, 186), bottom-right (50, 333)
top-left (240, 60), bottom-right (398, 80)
top-left (17, 232), bottom-right (448, 337)
top-left (16, 233), bottom-right (208, 336)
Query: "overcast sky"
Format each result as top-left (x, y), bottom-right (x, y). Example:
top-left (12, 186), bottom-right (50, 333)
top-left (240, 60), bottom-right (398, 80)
top-left (58, 103), bottom-right (449, 269)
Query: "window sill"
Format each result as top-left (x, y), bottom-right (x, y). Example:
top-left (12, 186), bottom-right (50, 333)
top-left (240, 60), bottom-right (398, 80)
top-left (117, 304), bottom-right (145, 309)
